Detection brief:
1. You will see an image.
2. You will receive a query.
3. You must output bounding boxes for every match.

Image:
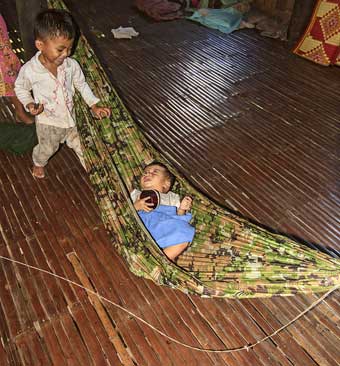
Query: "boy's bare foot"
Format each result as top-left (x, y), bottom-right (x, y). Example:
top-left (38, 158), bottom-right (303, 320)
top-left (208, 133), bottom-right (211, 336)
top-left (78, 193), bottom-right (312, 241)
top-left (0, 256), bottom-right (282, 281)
top-left (32, 165), bottom-right (45, 179)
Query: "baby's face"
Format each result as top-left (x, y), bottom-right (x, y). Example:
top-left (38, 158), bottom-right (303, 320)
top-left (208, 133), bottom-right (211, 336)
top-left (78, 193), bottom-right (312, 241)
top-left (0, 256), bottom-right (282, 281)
top-left (140, 165), bottom-right (169, 193)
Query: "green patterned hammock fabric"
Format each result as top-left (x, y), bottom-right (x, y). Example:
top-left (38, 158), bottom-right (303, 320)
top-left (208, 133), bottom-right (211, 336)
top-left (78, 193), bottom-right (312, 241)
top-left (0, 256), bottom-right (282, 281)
top-left (51, 0), bottom-right (339, 298)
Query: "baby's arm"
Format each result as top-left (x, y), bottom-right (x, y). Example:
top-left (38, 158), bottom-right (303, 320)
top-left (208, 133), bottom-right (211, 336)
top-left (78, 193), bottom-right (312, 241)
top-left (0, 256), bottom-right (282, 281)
top-left (131, 189), bottom-right (155, 212)
top-left (134, 197), bottom-right (155, 212)
top-left (177, 196), bottom-right (192, 216)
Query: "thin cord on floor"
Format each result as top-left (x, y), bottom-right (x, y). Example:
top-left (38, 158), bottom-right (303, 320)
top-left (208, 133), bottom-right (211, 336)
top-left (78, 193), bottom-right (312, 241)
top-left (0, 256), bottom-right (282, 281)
top-left (0, 255), bottom-right (338, 353)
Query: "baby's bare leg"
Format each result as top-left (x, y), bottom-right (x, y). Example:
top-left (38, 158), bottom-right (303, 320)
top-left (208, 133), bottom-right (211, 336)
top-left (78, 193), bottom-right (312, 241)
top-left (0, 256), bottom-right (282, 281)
top-left (163, 242), bottom-right (189, 261)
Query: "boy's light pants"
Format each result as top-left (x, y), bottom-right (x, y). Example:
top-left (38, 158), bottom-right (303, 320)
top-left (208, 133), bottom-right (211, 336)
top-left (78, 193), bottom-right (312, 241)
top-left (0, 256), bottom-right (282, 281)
top-left (32, 123), bottom-right (86, 169)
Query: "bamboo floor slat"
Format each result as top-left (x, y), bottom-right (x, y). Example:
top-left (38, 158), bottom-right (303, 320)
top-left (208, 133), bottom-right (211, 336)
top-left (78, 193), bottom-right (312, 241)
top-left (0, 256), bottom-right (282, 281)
top-left (0, 0), bottom-right (339, 364)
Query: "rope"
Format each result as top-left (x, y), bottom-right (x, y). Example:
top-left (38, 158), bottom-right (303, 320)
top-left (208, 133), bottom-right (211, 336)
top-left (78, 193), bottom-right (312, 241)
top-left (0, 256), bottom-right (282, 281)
top-left (0, 255), bottom-right (338, 353)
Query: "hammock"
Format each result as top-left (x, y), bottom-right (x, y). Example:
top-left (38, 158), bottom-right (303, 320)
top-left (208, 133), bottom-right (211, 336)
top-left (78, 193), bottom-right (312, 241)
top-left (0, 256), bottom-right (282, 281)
top-left (51, 0), bottom-right (339, 298)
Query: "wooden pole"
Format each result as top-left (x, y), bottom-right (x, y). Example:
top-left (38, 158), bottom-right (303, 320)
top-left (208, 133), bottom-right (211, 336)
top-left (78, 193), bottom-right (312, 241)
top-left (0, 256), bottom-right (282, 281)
top-left (15, 0), bottom-right (47, 61)
top-left (287, 0), bottom-right (315, 45)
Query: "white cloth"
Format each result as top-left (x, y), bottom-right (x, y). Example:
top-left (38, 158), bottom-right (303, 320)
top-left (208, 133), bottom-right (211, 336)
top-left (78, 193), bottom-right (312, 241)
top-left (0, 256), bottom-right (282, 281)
top-left (15, 52), bottom-right (100, 128)
top-left (111, 27), bottom-right (139, 39)
top-left (131, 189), bottom-right (181, 208)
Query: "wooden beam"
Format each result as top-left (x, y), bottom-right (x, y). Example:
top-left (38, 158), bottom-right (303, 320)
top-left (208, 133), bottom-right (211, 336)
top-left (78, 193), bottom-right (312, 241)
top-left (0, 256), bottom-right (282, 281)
top-left (287, 0), bottom-right (314, 44)
top-left (67, 252), bottom-right (136, 366)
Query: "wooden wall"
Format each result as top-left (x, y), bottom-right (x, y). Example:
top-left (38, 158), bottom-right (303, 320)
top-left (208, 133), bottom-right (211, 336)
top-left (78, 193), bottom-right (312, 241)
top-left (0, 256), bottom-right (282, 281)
top-left (252, 0), bottom-right (296, 14)
top-left (251, 0), bottom-right (316, 42)
top-left (288, 0), bottom-right (315, 43)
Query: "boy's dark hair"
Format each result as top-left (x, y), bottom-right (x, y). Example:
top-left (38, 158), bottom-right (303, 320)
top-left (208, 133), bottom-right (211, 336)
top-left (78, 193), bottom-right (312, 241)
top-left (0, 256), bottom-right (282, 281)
top-left (34, 9), bottom-right (76, 40)
top-left (145, 161), bottom-right (176, 190)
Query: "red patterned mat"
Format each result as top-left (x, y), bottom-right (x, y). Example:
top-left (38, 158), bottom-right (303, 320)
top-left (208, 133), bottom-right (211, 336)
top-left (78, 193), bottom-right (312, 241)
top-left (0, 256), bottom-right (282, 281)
top-left (293, 0), bottom-right (340, 66)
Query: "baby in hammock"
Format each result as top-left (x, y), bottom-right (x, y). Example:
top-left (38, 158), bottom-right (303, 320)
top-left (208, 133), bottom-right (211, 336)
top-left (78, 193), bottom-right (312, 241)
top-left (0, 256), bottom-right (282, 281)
top-left (131, 162), bottom-right (195, 261)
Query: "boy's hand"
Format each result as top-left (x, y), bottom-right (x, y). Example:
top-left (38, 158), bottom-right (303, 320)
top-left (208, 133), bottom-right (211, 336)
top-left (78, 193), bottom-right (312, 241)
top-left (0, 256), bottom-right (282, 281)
top-left (134, 197), bottom-right (155, 212)
top-left (91, 104), bottom-right (111, 119)
top-left (27, 103), bottom-right (44, 116)
top-left (179, 196), bottom-right (192, 211)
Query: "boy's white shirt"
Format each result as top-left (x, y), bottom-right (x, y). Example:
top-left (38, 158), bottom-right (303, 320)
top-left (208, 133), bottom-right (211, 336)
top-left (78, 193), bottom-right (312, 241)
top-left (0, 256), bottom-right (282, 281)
top-left (131, 189), bottom-right (181, 208)
top-left (14, 51), bottom-right (100, 128)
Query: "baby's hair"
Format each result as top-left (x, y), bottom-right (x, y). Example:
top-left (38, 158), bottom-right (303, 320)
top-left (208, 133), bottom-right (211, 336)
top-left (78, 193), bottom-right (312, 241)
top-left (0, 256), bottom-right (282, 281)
top-left (145, 161), bottom-right (175, 190)
top-left (34, 9), bottom-right (76, 41)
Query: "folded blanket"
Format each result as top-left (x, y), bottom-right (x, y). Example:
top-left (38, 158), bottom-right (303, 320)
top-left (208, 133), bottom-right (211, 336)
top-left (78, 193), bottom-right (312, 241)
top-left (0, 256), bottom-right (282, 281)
top-left (188, 8), bottom-right (242, 33)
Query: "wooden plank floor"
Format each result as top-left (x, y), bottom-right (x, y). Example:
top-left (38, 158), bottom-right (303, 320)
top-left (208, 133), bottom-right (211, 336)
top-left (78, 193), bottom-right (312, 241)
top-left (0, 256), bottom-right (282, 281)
top-left (62, 0), bottom-right (340, 255)
top-left (0, 0), bottom-right (339, 365)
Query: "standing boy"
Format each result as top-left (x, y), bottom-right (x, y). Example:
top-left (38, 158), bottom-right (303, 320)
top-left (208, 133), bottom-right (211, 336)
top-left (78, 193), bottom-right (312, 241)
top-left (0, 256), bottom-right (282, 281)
top-left (15, 9), bottom-right (110, 178)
